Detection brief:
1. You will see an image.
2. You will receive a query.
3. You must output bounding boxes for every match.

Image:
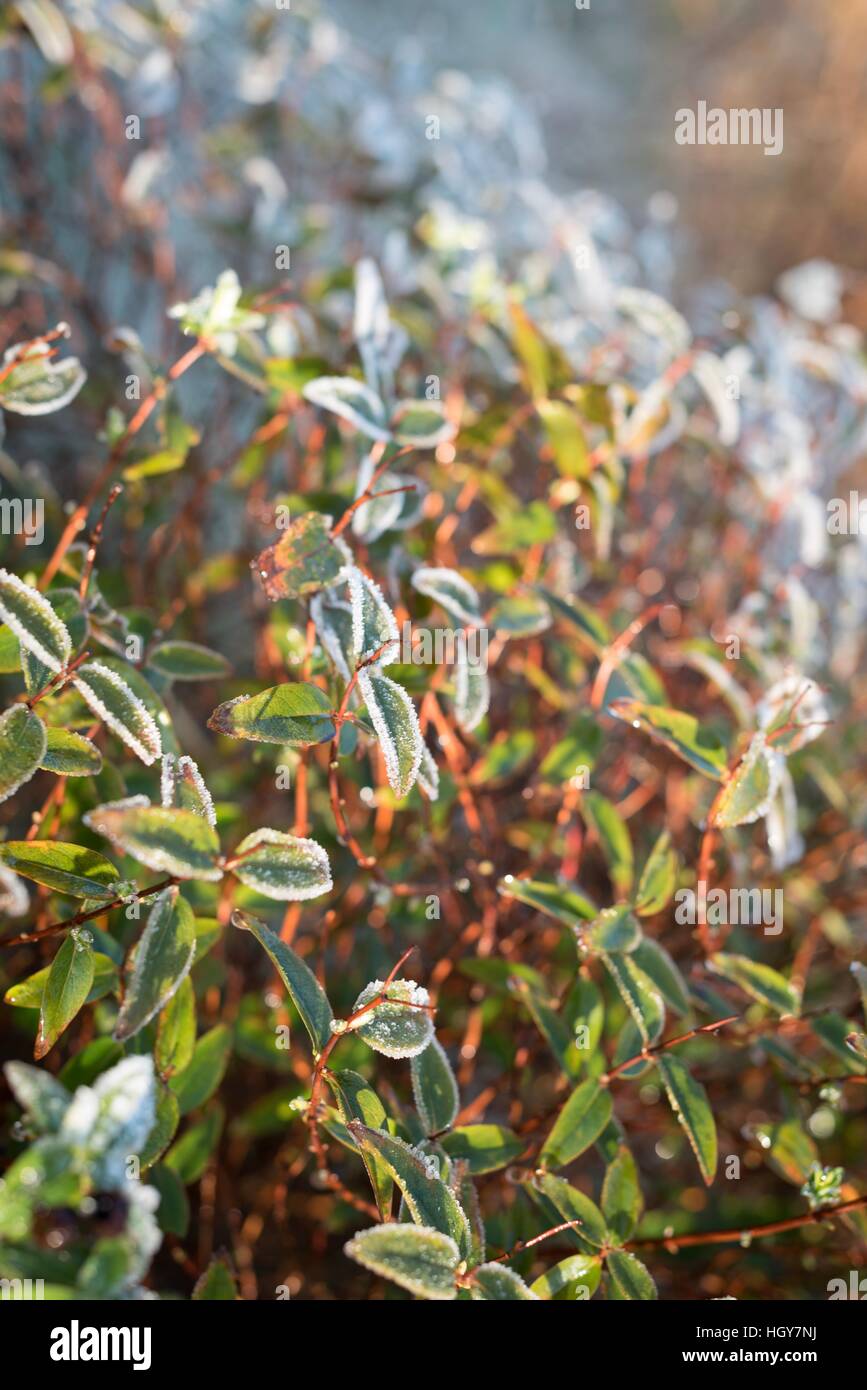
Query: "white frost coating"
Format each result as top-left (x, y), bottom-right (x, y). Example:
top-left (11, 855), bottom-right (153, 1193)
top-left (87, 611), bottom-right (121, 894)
top-left (0, 568), bottom-right (72, 673)
top-left (61, 1055), bottom-right (156, 1189)
top-left (615, 285), bottom-right (692, 360)
top-left (161, 753), bottom-right (217, 826)
top-left (73, 661), bottom-right (162, 766)
top-left (411, 566), bottom-right (481, 626)
top-left (0, 706), bottom-right (46, 805)
top-left (757, 672), bottom-right (829, 753)
top-left (232, 828), bottom-right (333, 901)
top-left (691, 350), bottom-right (740, 447)
top-left (346, 565), bottom-right (400, 665)
top-left (357, 668), bottom-right (423, 798)
top-left (764, 761), bottom-right (804, 872)
top-left (453, 645), bottom-right (489, 733)
top-left (417, 742), bottom-right (440, 802)
top-left (352, 978), bottom-right (434, 1059)
top-left (0, 862), bottom-right (29, 916)
top-left (310, 591), bottom-right (353, 681)
top-left (83, 795), bottom-right (151, 828)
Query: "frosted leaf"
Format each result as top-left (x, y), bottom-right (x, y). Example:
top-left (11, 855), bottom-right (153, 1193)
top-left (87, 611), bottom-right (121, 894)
top-left (691, 350), bottom-right (740, 446)
top-left (0, 339), bottom-right (86, 416)
top-left (310, 591), bottom-right (354, 682)
top-left (168, 268), bottom-right (265, 356)
top-left (3, 1061), bottom-right (71, 1134)
top-left (411, 566), bottom-right (481, 626)
top-left (777, 259), bottom-right (843, 325)
top-left (353, 257), bottom-right (408, 401)
top-left (230, 828), bottom-right (332, 901)
top-left (764, 761), bottom-right (804, 872)
top-left (454, 645), bottom-right (490, 732)
top-left (714, 736), bottom-right (782, 829)
top-left (344, 1223), bottom-right (460, 1301)
top-left (615, 286), bottom-right (691, 360)
top-left (757, 673), bottom-right (829, 754)
top-left (0, 705), bottom-right (47, 805)
top-left (160, 753), bottom-right (217, 825)
top-left (357, 668), bottom-right (423, 798)
top-left (61, 1055), bottom-right (156, 1188)
top-left (83, 799), bottom-right (222, 881)
top-left (73, 660), bottom-right (163, 766)
top-left (352, 978), bottom-right (434, 1058)
top-left (417, 742), bottom-right (440, 802)
top-left (303, 376), bottom-right (391, 442)
top-left (346, 566), bottom-right (400, 665)
top-left (0, 568), bottom-right (72, 673)
top-left (352, 451), bottom-right (407, 542)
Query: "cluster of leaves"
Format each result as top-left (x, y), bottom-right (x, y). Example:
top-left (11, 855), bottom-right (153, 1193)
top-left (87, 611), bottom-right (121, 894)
top-left (0, 2), bottom-right (865, 1303)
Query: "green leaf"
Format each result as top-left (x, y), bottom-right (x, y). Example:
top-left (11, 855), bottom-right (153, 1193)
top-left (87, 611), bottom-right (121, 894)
top-left (326, 1070), bottom-right (394, 1219)
top-left (84, 801), bottom-right (222, 880)
top-left (160, 754), bottom-right (215, 822)
top-left (529, 1173), bottom-right (608, 1253)
top-left (169, 1025), bottom-right (232, 1116)
top-left (0, 341), bottom-right (85, 415)
top-left (411, 1037), bottom-right (459, 1136)
top-left (3, 1061), bottom-right (71, 1133)
top-left (538, 715), bottom-right (602, 783)
top-left (348, 1123), bottom-right (470, 1256)
top-left (440, 1125), bottom-right (525, 1174)
top-left (714, 736), bottom-right (779, 828)
top-left (303, 375), bottom-right (390, 441)
top-left (0, 705), bottom-right (46, 803)
top-left (232, 910), bottom-right (333, 1053)
top-left (656, 1053), bottom-right (717, 1185)
top-left (164, 1104), bottom-right (224, 1184)
top-left (148, 641), bottom-right (230, 682)
top-left (0, 569), bottom-right (71, 672)
top-left (0, 839), bottom-right (119, 901)
top-left (635, 829), bottom-right (678, 916)
top-left (358, 669), bottom-right (422, 798)
top-left (631, 939), bottom-right (691, 1016)
top-left (582, 791), bottom-right (634, 897)
top-left (470, 730), bottom-right (534, 786)
top-left (536, 587), bottom-right (611, 655)
top-left (811, 1013), bottom-right (867, 1075)
top-left (156, 975), bottom-right (196, 1080)
top-left (73, 661), bottom-right (163, 765)
top-left (411, 567), bottom-right (481, 625)
top-left (39, 727), bottom-right (103, 777)
top-left (114, 887), bottom-right (196, 1042)
top-left (140, 1080), bottom-right (180, 1169)
top-left (470, 1264), bottom-right (538, 1300)
top-left (35, 929), bottom-right (95, 1059)
top-left (606, 1249), bottom-right (657, 1300)
top-left (508, 301), bottom-right (572, 400)
top-left (600, 951), bottom-right (665, 1046)
top-left (6, 953), bottom-right (117, 1011)
top-left (488, 592), bottom-right (551, 637)
top-left (540, 1079), bottom-right (612, 1170)
top-left (607, 700), bottom-right (728, 781)
top-left (498, 876), bottom-right (596, 926)
top-left (344, 1224), bottom-right (459, 1301)
top-left (453, 646), bottom-right (490, 733)
top-left (192, 1256), bottom-right (238, 1300)
top-left (531, 1253), bottom-right (601, 1300)
top-left (537, 398), bottom-right (590, 479)
top-left (602, 1145), bottom-right (642, 1243)
top-left (208, 682), bottom-right (335, 745)
top-left (583, 904), bottom-right (642, 955)
top-left (755, 1120), bottom-right (819, 1186)
top-left (352, 978), bottom-right (434, 1059)
top-left (390, 399), bottom-right (454, 448)
top-left (229, 829), bottom-right (332, 901)
top-left (709, 953), bottom-right (799, 1017)
top-left (255, 511), bottom-right (348, 602)
top-left (148, 1163), bottom-right (190, 1237)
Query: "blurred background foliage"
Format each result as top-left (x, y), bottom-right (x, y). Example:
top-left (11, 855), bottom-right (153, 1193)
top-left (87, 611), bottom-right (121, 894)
top-left (0, 0), bottom-right (865, 1300)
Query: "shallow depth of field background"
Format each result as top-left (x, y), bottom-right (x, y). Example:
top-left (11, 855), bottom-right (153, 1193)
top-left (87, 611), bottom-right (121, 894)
top-left (1, 0), bottom-right (866, 1301)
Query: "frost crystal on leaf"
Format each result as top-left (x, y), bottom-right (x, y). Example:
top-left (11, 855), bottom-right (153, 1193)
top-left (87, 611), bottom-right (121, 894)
top-left (73, 661), bottom-right (163, 766)
top-left (357, 668), bottom-right (423, 798)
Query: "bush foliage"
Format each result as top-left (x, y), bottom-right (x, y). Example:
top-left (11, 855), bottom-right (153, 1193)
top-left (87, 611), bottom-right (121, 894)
top-left (0, 2), bottom-right (864, 1303)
